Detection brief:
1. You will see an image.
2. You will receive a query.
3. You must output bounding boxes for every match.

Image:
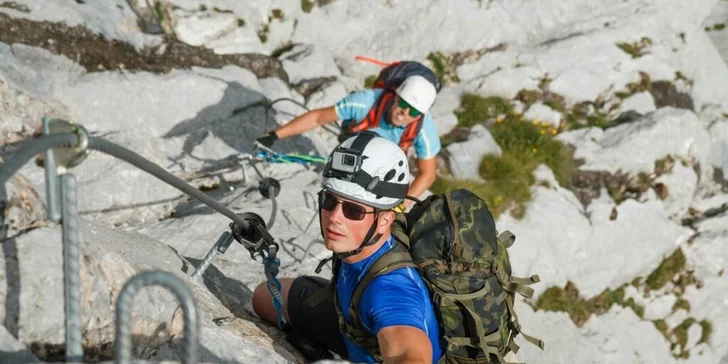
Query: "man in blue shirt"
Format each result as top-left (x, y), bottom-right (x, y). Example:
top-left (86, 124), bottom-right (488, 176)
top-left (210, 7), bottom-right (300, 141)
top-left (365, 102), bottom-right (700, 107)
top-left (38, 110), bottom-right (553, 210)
top-left (255, 75), bottom-right (442, 212)
top-left (252, 132), bottom-right (442, 363)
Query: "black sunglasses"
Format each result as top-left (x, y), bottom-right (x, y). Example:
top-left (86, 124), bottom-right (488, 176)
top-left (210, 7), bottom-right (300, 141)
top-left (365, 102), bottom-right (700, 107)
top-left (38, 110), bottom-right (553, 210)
top-left (318, 191), bottom-right (375, 221)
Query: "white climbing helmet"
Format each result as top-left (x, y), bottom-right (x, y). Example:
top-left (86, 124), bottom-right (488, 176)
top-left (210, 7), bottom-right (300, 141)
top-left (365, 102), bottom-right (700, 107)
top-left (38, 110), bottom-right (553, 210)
top-left (395, 75), bottom-right (437, 114)
top-left (322, 131), bottom-right (410, 210)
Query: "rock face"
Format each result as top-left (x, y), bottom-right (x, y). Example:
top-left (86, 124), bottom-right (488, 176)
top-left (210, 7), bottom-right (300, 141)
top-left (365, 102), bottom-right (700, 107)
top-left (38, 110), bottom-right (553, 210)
top-left (618, 91), bottom-right (657, 116)
top-left (279, 44), bottom-right (342, 86)
top-left (446, 124), bottom-right (502, 180)
top-left (0, 217), bottom-right (302, 363)
top-left (0, 11), bottom-right (288, 81)
top-left (0, 74), bottom-right (70, 147)
top-left (0, 325), bottom-right (41, 364)
top-left (523, 103), bottom-right (562, 128)
top-left (556, 107), bottom-right (712, 181)
top-left (2, 174), bottom-right (47, 238)
top-left (498, 164), bottom-right (695, 299)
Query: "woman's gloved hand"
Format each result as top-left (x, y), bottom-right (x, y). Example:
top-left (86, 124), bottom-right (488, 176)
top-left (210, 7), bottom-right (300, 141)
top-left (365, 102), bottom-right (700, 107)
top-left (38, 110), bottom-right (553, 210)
top-left (255, 131), bottom-right (278, 148)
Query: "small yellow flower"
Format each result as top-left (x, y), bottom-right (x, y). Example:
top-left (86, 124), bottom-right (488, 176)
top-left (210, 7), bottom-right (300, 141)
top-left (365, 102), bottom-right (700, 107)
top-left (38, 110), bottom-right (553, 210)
top-left (532, 119), bottom-right (539, 125)
top-left (551, 129), bottom-right (558, 135)
top-left (532, 148), bottom-right (538, 154)
top-left (540, 129), bottom-right (545, 134)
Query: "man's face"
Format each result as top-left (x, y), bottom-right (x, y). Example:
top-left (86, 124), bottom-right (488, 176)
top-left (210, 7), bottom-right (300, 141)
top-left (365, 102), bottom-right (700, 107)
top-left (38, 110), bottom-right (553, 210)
top-left (389, 95), bottom-right (422, 127)
top-left (319, 190), bottom-right (381, 253)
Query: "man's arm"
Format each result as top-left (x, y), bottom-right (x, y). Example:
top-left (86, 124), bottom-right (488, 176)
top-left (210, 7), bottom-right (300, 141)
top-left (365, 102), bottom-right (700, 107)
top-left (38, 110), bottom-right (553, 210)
top-left (273, 106), bottom-right (339, 139)
top-left (403, 157), bottom-right (437, 208)
top-left (377, 325), bottom-right (432, 364)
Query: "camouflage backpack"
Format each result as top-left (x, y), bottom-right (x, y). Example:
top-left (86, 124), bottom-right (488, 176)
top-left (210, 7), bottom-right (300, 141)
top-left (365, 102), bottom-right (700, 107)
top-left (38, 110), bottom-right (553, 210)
top-left (330, 188), bottom-right (545, 363)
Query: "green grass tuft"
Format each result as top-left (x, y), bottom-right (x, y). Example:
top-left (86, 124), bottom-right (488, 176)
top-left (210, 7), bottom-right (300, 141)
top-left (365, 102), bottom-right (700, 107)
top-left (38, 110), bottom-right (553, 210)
top-left (532, 282), bottom-right (644, 326)
top-left (301, 0), bottom-right (314, 13)
top-left (364, 74), bottom-right (377, 88)
top-left (436, 95), bottom-right (574, 219)
top-left (645, 248), bottom-right (686, 291)
top-left (616, 37), bottom-right (652, 58)
top-left (453, 93), bottom-right (511, 128)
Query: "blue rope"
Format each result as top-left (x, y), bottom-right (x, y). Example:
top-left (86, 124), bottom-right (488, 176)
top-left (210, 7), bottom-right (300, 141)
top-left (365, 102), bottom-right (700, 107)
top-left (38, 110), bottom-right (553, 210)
top-left (255, 151), bottom-right (326, 165)
top-left (262, 248), bottom-right (288, 329)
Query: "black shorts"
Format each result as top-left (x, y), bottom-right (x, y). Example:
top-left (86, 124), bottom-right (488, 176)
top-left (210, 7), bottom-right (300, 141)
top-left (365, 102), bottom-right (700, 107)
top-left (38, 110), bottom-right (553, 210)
top-left (288, 275), bottom-right (348, 359)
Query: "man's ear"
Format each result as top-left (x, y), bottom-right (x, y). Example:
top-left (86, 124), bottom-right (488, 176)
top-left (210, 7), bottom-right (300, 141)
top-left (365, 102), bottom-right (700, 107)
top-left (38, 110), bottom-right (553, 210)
top-left (377, 210), bottom-right (395, 231)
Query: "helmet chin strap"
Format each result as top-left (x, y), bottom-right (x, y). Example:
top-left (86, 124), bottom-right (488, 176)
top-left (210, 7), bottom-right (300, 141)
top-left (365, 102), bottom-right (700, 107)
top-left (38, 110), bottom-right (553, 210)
top-left (314, 208), bottom-right (383, 272)
top-left (335, 219), bottom-right (382, 259)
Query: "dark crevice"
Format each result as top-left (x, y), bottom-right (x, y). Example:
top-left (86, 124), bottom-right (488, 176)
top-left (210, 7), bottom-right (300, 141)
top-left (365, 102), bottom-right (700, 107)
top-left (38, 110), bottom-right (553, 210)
top-left (681, 202), bottom-right (728, 227)
top-left (0, 12), bottom-right (288, 81)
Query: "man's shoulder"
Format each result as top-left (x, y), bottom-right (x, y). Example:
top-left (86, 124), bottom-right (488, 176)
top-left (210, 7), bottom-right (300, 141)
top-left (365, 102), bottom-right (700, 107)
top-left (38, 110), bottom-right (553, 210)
top-left (358, 266), bottom-right (431, 315)
top-left (368, 265), bottom-right (426, 293)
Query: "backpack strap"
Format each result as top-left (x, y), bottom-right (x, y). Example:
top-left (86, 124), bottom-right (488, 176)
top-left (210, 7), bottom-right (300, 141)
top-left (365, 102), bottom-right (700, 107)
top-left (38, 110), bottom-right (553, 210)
top-left (491, 233), bottom-right (545, 354)
top-left (349, 91), bottom-right (392, 134)
top-left (399, 116), bottom-right (424, 154)
top-left (433, 279), bottom-right (511, 363)
top-left (505, 275), bottom-right (541, 298)
top-left (505, 293), bottom-right (545, 353)
top-left (348, 90), bottom-right (423, 154)
top-left (333, 243), bottom-right (416, 360)
top-left (497, 230), bottom-right (516, 248)
top-left (302, 253), bottom-right (338, 310)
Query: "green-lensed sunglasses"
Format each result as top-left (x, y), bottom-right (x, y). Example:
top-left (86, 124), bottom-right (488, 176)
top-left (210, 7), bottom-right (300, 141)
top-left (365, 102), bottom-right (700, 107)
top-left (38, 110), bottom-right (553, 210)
top-left (397, 97), bottom-right (422, 117)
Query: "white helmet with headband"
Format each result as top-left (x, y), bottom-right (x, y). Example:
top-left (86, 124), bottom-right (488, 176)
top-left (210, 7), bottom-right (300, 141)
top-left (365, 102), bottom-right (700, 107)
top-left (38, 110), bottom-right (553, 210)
top-left (322, 131), bottom-right (410, 210)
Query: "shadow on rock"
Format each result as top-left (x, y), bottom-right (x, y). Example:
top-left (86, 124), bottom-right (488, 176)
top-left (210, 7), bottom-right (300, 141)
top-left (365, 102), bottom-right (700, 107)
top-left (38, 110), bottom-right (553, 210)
top-left (182, 256), bottom-right (307, 362)
top-left (183, 256), bottom-right (256, 320)
top-left (2, 235), bottom-right (21, 338)
top-left (26, 332), bottom-right (223, 363)
top-left (170, 180), bottom-right (269, 220)
top-left (0, 349), bottom-right (39, 364)
top-left (162, 81), bottom-right (322, 218)
top-left (163, 81), bottom-right (319, 169)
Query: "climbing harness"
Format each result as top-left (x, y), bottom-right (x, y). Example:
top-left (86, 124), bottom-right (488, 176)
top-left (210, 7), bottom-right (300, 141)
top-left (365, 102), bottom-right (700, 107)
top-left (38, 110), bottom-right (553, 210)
top-left (0, 117), bottom-right (295, 363)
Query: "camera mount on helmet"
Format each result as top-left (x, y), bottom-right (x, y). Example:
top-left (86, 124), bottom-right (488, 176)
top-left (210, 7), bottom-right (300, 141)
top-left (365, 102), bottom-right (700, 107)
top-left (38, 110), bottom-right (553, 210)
top-left (324, 130), bottom-right (377, 181)
top-left (322, 131), bottom-right (408, 200)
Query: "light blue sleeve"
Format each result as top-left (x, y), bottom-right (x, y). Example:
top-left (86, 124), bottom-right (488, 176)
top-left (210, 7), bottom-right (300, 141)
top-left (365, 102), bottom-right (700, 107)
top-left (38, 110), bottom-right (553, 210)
top-left (334, 89), bottom-right (379, 123)
top-left (413, 114), bottom-right (442, 159)
top-left (359, 267), bottom-right (430, 335)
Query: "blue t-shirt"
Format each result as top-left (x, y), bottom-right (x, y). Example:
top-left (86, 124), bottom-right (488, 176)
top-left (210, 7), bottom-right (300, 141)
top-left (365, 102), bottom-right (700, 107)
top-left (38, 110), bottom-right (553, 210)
top-left (335, 89), bottom-right (442, 159)
top-left (336, 235), bottom-right (443, 363)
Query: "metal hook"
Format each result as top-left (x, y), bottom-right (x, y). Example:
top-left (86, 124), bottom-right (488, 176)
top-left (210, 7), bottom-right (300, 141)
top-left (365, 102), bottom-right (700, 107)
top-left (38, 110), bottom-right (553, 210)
top-left (114, 270), bottom-right (199, 364)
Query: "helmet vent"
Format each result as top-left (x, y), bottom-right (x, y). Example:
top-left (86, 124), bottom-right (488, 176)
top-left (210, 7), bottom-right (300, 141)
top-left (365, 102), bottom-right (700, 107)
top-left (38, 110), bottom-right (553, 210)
top-left (384, 169), bottom-right (396, 181)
